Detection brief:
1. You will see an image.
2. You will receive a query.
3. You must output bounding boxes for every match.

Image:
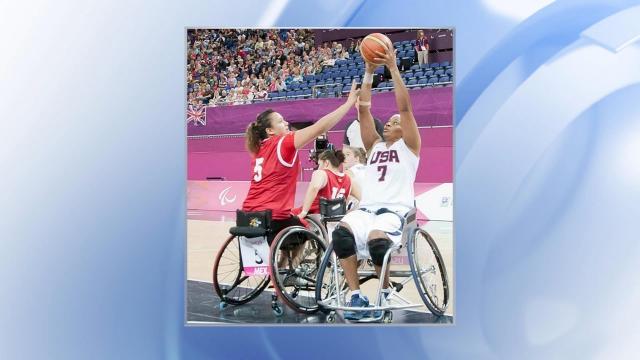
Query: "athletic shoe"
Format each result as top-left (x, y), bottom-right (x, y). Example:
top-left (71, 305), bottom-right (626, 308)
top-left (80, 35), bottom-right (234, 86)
top-left (344, 294), bottom-right (370, 320)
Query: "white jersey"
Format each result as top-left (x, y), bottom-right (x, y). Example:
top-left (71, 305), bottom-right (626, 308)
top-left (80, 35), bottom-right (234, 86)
top-left (348, 163), bottom-right (367, 188)
top-left (359, 139), bottom-right (419, 212)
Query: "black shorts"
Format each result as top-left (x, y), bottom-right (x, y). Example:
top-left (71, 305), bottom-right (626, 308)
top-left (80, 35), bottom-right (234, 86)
top-left (268, 216), bottom-right (305, 246)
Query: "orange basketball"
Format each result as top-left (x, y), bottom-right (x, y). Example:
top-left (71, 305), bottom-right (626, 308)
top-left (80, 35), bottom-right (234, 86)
top-left (360, 33), bottom-right (393, 65)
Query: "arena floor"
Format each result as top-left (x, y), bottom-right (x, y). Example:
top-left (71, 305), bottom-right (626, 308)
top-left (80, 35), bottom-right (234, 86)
top-left (187, 211), bottom-right (454, 325)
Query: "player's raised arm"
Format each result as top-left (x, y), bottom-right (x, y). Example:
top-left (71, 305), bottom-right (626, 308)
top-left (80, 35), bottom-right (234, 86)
top-left (374, 44), bottom-right (421, 156)
top-left (358, 61), bottom-right (383, 151)
top-left (294, 80), bottom-right (360, 149)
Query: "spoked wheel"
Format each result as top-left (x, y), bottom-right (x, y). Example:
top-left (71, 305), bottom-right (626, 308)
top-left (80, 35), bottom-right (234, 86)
top-left (304, 215), bottom-right (327, 244)
top-left (212, 235), bottom-right (270, 305)
top-left (408, 228), bottom-right (449, 316)
top-left (269, 226), bottom-right (326, 314)
top-left (315, 242), bottom-right (349, 315)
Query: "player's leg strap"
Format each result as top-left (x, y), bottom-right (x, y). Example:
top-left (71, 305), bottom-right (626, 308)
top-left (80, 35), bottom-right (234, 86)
top-left (367, 238), bottom-right (393, 266)
top-left (332, 226), bottom-right (356, 259)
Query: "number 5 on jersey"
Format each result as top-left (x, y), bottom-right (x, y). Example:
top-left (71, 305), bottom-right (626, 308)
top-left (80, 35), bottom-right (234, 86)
top-left (253, 158), bottom-right (264, 182)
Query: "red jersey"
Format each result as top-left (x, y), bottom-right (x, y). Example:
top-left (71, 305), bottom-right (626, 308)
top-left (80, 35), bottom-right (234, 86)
top-left (242, 132), bottom-right (299, 219)
top-left (294, 169), bottom-right (351, 215)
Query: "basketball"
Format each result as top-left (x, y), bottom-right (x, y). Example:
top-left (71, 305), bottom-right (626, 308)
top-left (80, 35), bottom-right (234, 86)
top-left (360, 33), bottom-right (393, 65)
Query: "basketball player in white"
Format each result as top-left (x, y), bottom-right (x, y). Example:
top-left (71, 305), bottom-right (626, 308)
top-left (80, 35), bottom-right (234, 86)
top-left (331, 41), bottom-right (421, 320)
top-left (342, 145), bottom-right (367, 210)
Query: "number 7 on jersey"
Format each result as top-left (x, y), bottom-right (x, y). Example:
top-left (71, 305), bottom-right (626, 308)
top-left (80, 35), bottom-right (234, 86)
top-left (377, 165), bottom-right (387, 181)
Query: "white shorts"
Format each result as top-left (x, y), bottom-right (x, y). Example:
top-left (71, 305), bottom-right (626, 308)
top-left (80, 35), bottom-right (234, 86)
top-left (340, 208), bottom-right (406, 260)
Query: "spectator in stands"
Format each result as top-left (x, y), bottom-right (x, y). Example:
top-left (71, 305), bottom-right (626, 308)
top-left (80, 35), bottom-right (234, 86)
top-left (416, 30), bottom-right (430, 66)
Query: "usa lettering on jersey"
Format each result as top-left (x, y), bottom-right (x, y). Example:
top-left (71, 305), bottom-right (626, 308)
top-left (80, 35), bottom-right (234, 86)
top-left (369, 150), bottom-right (400, 164)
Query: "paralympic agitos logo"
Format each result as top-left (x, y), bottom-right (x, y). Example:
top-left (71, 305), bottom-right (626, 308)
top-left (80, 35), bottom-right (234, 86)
top-left (218, 186), bottom-right (236, 206)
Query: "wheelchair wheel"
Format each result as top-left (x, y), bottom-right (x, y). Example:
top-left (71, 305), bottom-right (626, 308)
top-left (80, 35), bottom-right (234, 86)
top-left (408, 228), bottom-right (449, 316)
top-left (269, 226), bottom-right (326, 314)
top-left (212, 235), bottom-right (270, 305)
top-left (304, 215), bottom-right (327, 244)
top-left (315, 242), bottom-right (349, 314)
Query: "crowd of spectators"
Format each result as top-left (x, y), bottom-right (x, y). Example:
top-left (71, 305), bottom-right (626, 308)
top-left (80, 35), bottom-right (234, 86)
top-left (187, 29), bottom-right (357, 107)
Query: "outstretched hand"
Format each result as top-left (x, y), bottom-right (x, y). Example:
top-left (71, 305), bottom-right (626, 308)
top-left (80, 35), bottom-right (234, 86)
top-left (373, 42), bottom-right (397, 69)
top-left (346, 79), bottom-right (360, 105)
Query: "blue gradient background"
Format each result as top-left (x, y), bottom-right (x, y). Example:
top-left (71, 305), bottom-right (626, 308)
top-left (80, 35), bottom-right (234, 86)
top-left (2, 0), bottom-right (640, 358)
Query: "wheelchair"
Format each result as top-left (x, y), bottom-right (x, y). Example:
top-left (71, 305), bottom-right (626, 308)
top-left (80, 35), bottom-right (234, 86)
top-left (314, 203), bottom-right (450, 323)
top-left (212, 209), bottom-right (327, 316)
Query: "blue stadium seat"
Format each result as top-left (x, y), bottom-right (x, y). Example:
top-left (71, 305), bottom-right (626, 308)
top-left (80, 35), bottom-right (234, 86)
top-left (414, 71), bottom-right (424, 78)
top-left (407, 79), bottom-right (418, 86)
top-left (434, 69), bottom-right (445, 76)
top-left (410, 64), bottom-right (420, 71)
top-left (303, 89), bottom-right (312, 97)
top-left (294, 90), bottom-right (304, 97)
top-left (420, 63), bottom-right (430, 69)
top-left (410, 39), bottom-right (416, 45)
top-left (290, 83), bottom-right (299, 90)
top-left (440, 61), bottom-right (450, 67)
top-left (286, 90), bottom-right (295, 97)
top-left (445, 68), bottom-right (453, 76)
top-left (374, 67), bottom-right (384, 75)
top-left (428, 76), bottom-right (438, 84)
top-left (377, 82), bottom-right (387, 88)
top-left (398, 50), bottom-right (406, 58)
top-left (357, 69), bottom-right (365, 76)
top-left (430, 62), bottom-right (440, 68)
top-left (348, 69), bottom-right (358, 77)
top-left (316, 80), bottom-right (325, 86)
top-left (417, 78), bottom-right (428, 86)
top-left (401, 40), bottom-right (410, 45)
top-left (439, 75), bottom-right (450, 83)
top-left (405, 50), bottom-right (415, 59)
top-left (424, 70), bottom-right (434, 77)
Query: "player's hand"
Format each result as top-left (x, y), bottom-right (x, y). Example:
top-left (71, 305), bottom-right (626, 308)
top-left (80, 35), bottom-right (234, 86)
top-left (373, 42), bottom-right (397, 69)
top-left (346, 79), bottom-right (360, 105)
top-left (364, 61), bottom-right (377, 74)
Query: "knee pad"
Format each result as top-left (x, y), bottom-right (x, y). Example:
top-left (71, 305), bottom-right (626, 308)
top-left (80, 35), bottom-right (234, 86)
top-left (332, 226), bottom-right (356, 259)
top-left (367, 238), bottom-right (393, 266)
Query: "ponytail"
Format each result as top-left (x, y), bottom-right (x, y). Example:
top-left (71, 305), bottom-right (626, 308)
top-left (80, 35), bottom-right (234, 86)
top-left (245, 109), bottom-right (274, 154)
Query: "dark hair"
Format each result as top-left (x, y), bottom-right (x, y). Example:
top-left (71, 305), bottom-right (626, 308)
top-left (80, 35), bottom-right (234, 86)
top-left (246, 109), bottom-right (275, 154)
top-left (319, 149), bottom-right (345, 168)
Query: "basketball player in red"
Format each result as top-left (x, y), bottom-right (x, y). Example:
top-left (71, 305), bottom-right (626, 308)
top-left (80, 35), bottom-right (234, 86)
top-left (293, 149), bottom-right (360, 220)
top-left (242, 80), bottom-right (360, 245)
